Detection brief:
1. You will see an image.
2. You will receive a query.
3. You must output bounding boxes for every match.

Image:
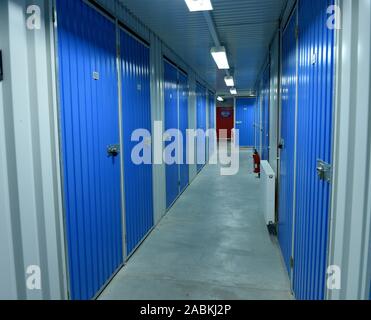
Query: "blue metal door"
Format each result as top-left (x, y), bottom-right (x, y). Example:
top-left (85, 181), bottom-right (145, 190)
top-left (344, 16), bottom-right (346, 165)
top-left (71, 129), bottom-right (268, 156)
top-left (261, 66), bottom-right (270, 160)
top-left (57, 0), bottom-right (123, 300)
top-left (178, 71), bottom-right (189, 193)
top-left (120, 30), bottom-right (154, 256)
top-left (293, 0), bottom-right (335, 300)
top-left (278, 8), bottom-right (297, 275)
top-left (164, 60), bottom-right (179, 209)
top-left (196, 83), bottom-right (207, 172)
top-left (236, 98), bottom-right (255, 147)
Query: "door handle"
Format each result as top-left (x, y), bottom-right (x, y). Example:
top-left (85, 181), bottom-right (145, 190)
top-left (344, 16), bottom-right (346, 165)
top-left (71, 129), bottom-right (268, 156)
top-left (316, 159), bottom-right (332, 182)
top-left (107, 144), bottom-right (120, 158)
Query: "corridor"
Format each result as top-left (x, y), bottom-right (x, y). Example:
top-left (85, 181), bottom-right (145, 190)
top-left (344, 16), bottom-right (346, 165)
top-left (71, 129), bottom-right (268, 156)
top-left (99, 150), bottom-right (292, 300)
top-left (2, 0), bottom-right (370, 302)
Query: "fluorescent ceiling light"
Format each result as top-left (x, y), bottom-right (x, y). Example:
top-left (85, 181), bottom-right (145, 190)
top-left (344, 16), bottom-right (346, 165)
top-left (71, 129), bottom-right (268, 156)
top-left (230, 88), bottom-right (237, 95)
top-left (184, 0), bottom-right (213, 12)
top-left (217, 96), bottom-right (224, 102)
top-left (210, 46), bottom-right (230, 70)
top-left (224, 76), bottom-right (235, 87)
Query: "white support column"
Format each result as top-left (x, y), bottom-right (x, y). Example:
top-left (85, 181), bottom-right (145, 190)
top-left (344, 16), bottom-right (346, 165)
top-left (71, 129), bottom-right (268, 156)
top-left (0, 0), bottom-right (67, 300)
top-left (328, 0), bottom-right (371, 300)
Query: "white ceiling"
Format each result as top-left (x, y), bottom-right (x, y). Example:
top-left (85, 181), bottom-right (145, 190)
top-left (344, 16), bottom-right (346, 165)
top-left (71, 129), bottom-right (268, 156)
top-left (119, 0), bottom-right (287, 92)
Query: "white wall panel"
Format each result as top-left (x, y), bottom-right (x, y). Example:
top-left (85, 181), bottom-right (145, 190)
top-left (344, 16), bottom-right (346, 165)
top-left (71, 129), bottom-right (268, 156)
top-left (150, 33), bottom-right (166, 224)
top-left (328, 0), bottom-right (371, 300)
top-left (0, 0), bottom-right (67, 299)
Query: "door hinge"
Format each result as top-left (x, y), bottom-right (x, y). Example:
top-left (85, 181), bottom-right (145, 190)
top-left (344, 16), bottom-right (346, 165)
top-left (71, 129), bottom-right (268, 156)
top-left (290, 257), bottom-right (294, 269)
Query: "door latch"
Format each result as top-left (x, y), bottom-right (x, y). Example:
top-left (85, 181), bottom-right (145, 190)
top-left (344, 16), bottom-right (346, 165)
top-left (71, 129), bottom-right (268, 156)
top-left (316, 159), bottom-right (332, 183)
top-left (107, 144), bottom-right (120, 158)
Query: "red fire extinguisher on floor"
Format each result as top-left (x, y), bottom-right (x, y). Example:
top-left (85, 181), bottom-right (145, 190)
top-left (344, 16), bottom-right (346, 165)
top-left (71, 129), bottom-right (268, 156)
top-left (253, 149), bottom-right (261, 178)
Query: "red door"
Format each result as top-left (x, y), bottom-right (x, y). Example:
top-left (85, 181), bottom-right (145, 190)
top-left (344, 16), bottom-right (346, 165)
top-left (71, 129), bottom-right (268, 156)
top-left (216, 107), bottom-right (234, 140)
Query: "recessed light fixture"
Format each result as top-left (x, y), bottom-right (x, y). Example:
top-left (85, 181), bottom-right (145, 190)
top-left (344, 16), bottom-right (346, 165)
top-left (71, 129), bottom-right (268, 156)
top-left (210, 46), bottom-right (230, 70)
top-left (184, 0), bottom-right (213, 12)
top-left (230, 88), bottom-right (237, 95)
top-left (217, 96), bottom-right (224, 102)
top-left (224, 76), bottom-right (235, 87)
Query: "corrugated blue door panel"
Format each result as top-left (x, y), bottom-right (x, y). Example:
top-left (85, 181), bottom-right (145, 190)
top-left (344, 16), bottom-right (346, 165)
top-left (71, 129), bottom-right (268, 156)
top-left (179, 71), bottom-right (189, 193)
top-left (164, 60), bottom-right (180, 208)
top-left (261, 66), bottom-right (270, 160)
top-left (196, 83), bottom-right (207, 172)
top-left (236, 98), bottom-right (255, 147)
top-left (278, 8), bottom-right (297, 275)
top-left (56, 0), bottom-right (123, 300)
top-left (293, 0), bottom-right (335, 300)
top-left (120, 30), bottom-right (154, 256)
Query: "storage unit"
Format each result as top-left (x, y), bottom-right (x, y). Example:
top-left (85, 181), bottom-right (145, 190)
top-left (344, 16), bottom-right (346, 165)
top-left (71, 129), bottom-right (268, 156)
top-left (120, 28), bottom-right (154, 257)
top-left (178, 71), bottom-right (190, 192)
top-left (277, 0), bottom-right (335, 300)
top-left (293, 0), bottom-right (335, 300)
top-left (164, 60), bottom-right (190, 209)
top-left (261, 66), bottom-right (270, 160)
top-left (235, 98), bottom-right (255, 148)
top-left (196, 82), bottom-right (207, 172)
top-left (56, 0), bottom-right (123, 300)
top-left (278, 7), bottom-right (297, 275)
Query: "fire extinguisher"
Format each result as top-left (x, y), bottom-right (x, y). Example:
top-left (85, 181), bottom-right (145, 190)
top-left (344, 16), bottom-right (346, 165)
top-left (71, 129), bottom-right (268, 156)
top-left (253, 149), bottom-right (261, 178)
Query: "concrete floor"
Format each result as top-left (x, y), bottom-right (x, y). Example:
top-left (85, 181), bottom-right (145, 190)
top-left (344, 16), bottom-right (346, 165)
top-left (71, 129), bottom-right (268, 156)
top-left (99, 149), bottom-right (293, 300)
